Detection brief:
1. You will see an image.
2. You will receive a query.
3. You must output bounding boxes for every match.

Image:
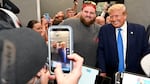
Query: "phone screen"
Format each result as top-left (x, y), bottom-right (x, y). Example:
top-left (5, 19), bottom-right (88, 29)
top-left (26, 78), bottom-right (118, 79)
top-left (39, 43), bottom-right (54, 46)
top-left (48, 26), bottom-right (73, 74)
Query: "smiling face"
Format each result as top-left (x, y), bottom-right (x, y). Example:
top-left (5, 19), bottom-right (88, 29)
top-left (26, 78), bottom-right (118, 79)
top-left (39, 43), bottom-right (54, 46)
top-left (108, 4), bottom-right (127, 28)
top-left (66, 8), bottom-right (76, 18)
top-left (80, 6), bottom-right (96, 26)
top-left (33, 22), bottom-right (42, 33)
top-left (109, 10), bottom-right (127, 28)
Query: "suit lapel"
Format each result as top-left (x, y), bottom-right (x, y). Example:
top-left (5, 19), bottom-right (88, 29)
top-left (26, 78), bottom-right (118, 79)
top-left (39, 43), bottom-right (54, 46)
top-left (126, 23), bottom-right (135, 57)
top-left (108, 25), bottom-right (118, 59)
top-left (109, 26), bottom-right (117, 48)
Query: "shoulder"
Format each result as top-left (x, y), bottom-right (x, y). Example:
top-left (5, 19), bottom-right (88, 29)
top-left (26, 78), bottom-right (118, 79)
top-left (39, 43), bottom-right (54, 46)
top-left (94, 23), bottom-right (101, 28)
top-left (127, 22), bottom-right (146, 35)
top-left (60, 18), bottom-right (79, 25)
top-left (93, 23), bottom-right (101, 29)
top-left (100, 24), bottom-right (114, 30)
top-left (128, 22), bottom-right (145, 29)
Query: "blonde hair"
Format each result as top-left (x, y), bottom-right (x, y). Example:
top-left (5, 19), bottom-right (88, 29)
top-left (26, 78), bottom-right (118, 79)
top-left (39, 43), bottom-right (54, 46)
top-left (108, 4), bottom-right (127, 15)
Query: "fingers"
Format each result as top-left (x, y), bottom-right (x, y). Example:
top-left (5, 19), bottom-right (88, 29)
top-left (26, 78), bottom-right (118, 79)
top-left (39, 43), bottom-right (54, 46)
top-left (53, 53), bottom-right (84, 84)
top-left (48, 73), bottom-right (56, 80)
top-left (40, 68), bottom-right (55, 83)
top-left (68, 53), bottom-right (84, 69)
top-left (100, 73), bottom-right (107, 77)
top-left (54, 63), bottom-right (64, 83)
top-left (68, 53), bottom-right (84, 78)
top-left (68, 53), bottom-right (84, 64)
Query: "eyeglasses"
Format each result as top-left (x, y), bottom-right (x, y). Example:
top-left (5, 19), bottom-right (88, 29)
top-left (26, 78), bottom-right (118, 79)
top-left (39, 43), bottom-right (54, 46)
top-left (83, 1), bottom-right (96, 6)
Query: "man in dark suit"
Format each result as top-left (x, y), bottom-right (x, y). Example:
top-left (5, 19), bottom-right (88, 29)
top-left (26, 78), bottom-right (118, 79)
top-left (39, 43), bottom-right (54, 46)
top-left (146, 25), bottom-right (150, 44)
top-left (58, 41), bottom-right (69, 63)
top-left (97, 4), bottom-right (150, 84)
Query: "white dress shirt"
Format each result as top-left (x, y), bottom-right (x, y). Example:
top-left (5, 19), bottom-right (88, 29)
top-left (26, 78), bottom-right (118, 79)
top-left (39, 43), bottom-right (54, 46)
top-left (116, 21), bottom-right (127, 68)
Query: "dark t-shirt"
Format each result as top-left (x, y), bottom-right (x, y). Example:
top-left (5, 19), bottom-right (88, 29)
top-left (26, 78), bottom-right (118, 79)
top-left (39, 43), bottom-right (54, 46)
top-left (60, 18), bottom-right (100, 67)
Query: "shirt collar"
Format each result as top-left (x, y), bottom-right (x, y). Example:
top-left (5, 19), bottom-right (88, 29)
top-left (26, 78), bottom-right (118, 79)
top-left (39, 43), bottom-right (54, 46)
top-left (120, 21), bottom-right (127, 31)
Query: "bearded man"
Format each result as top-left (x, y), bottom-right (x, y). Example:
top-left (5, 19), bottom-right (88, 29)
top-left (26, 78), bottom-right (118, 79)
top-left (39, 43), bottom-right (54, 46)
top-left (59, 1), bottom-right (100, 67)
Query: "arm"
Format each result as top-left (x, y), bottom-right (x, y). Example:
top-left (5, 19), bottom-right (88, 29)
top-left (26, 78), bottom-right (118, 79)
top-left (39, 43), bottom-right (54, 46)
top-left (38, 53), bottom-right (83, 84)
top-left (73, 0), bottom-right (78, 14)
top-left (97, 28), bottom-right (107, 76)
top-left (55, 53), bottom-right (84, 84)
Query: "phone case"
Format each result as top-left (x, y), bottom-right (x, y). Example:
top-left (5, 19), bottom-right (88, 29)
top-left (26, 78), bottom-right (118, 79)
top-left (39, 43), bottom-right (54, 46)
top-left (48, 25), bottom-right (73, 74)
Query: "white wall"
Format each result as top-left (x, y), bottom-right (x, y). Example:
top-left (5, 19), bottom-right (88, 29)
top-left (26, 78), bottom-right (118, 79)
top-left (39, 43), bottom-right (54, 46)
top-left (6, 0), bottom-right (150, 28)
top-left (41, 0), bottom-right (150, 28)
top-left (11, 0), bottom-right (41, 26)
top-left (40, 0), bottom-right (83, 18)
top-left (125, 0), bottom-right (150, 28)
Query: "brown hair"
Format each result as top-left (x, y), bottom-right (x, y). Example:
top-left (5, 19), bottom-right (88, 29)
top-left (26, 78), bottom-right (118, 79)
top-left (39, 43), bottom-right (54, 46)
top-left (27, 20), bottom-right (39, 28)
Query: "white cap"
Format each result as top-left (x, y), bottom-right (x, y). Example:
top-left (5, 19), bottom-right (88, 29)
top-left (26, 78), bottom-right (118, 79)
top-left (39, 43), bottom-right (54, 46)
top-left (0, 8), bottom-right (21, 28)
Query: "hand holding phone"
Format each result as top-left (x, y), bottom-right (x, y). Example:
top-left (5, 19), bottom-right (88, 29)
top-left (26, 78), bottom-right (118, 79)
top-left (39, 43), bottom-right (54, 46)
top-left (55, 53), bottom-right (84, 84)
top-left (48, 25), bottom-right (73, 74)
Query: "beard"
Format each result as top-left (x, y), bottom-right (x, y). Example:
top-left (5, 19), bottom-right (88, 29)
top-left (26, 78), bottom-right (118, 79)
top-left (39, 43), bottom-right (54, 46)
top-left (80, 15), bottom-right (96, 27)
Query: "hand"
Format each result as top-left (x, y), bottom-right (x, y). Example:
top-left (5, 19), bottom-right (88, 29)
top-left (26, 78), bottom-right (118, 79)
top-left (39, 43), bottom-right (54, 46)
top-left (100, 73), bottom-right (107, 77)
top-left (39, 66), bottom-right (56, 84)
top-left (40, 69), bottom-right (55, 84)
top-left (73, 0), bottom-right (78, 5)
top-left (27, 66), bottom-right (56, 84)
top-left (54, 53), bottom-right (84, 84)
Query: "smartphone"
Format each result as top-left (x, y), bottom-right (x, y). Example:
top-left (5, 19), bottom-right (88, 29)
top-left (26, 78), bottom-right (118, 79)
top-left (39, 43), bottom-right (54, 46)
top-left (44, 13), bottom-right (50, 22)
top-left (48, 25), bottom-right (73, 74)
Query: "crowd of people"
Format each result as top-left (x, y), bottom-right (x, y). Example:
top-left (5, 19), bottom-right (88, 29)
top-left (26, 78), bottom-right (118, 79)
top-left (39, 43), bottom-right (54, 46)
top-left (1, 0), bottom-right (150, 84)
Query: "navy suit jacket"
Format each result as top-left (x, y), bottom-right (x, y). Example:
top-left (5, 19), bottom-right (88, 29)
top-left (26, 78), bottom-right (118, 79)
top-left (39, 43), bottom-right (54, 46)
top-left (58, 48), bottom-right (70, 63)
top-left (97, 22), bottom-right (150, 78)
